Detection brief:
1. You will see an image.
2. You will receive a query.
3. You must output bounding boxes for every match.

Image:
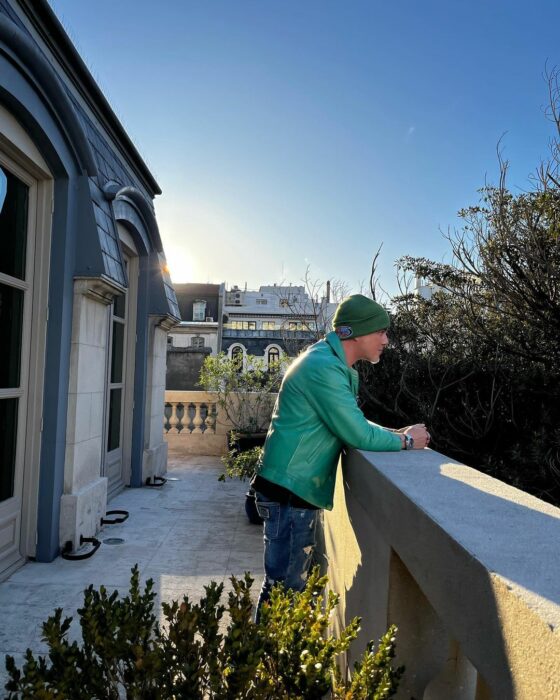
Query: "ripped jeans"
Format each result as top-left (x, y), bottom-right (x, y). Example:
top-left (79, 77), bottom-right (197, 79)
top-left (254, 493), bottom-right (318, 623)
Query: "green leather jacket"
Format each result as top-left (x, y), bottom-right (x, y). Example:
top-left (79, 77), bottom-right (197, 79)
top-left (258, 331), bottom-right (402, 509)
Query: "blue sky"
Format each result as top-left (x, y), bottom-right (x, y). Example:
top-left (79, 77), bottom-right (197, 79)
top-left (48, 0), bottom-right (560, 297)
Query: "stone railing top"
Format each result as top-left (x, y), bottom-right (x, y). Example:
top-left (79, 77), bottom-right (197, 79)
top-left (342, 447), bottom-right (560, 696)
top-left (165, 390), bottom-right (218, 403)
top-left (349, 448), bottom-right (560, 622)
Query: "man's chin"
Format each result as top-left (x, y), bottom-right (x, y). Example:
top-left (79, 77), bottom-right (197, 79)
top-left (368, 358), bottom-right (380, 365)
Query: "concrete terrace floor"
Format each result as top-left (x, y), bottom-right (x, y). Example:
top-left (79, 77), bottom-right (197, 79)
top-left (0, 453), bottom-right (264, 692)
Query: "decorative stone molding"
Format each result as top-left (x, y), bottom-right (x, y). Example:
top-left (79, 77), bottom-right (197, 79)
top-left (103, 182), bottom-right (163, 252)
top-left (153, 313), bottom-right (181, 332)
top-left (74, 275), bottom-right (126, 306)
top-left (0, 13), bottom-right (97, 176)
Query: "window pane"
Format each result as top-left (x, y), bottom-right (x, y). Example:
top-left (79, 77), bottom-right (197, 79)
top-left (111, 320), bottom-right (124, 383)
top-left (107, 388), bottom-right (122, 451)
top-left (113, 293), bottom-right (126, 319)
top-left (232, 347), bottom-right (243, 366)
top-left (0, 398), bottom-right (18, 502)
top-left (193, 300), bottom-right (206, 320)
top-left (0, 167), bottom-right (28, 280)
top-left (0, 283), bottom-right (24, 388)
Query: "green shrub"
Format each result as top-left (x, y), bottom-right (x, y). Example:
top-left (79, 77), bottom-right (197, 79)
top-left (5, 566), bottom-right (403, 699)
top-left (219, 444), bottom-right (263, 482)
top-left (199, 352), bottom-right (288, 434)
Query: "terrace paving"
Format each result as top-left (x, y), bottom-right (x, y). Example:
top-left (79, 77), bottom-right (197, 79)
top-left (0, 453), bottom-right (264, 692)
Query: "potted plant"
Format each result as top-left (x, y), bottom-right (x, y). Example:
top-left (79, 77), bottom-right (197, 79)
top-left (199, 352), bottom-right (287, 443)
top-left (219, 443), bottom-right (264, 524)
top-left (199, 352), bottom-right (289, 522)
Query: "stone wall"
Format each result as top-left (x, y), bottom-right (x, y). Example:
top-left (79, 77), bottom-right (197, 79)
top-left (323, 448), bottom-right (560, 699)
top-left (166, 346), bottom-right (211, 390)
top-left (60, 280), bottom-right (111, 551)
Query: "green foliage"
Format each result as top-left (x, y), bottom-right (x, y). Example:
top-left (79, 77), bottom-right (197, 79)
top-left (219, 444), bottom-right (263, 482)
top-left (199, 353), bottom-right (289, 433)
top-left (255, 568), bottom-right (403, 699)
top-left (4, 566), bottom-right (403, 700)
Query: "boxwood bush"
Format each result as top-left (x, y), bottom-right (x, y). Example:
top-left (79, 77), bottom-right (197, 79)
top-left (5, 566), bottom-right (403, 699)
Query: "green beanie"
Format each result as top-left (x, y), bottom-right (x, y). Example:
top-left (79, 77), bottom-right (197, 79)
top-left (332, 294), bottom-right (390, 339)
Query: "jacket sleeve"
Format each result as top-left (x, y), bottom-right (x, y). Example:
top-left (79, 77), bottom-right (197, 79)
top-left (302, 362), bottom-right (402, 452)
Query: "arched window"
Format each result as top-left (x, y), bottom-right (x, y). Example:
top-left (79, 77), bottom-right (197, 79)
top-left (267, 346), bottom-right (280, 367)
top-left (231, 344), bottom-right (245, 369)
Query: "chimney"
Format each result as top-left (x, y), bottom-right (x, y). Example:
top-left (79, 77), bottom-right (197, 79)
top-left (326, 280), bottom-right (331, 303)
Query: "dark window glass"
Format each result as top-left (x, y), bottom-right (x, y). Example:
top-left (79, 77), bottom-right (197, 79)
top-left (113, 293), bottom-right (126, 319)
top-left (0, 398), bottom-right (18, 502)
top-left (231, 346), bottom-right (244, 369)
top-left (0, 167), bottom-right (28, 280)
top-left (107, 388), bottom-right (122, 451)
top-left (268, 348), bottom-right (280, 365)
top-left (0, 283), bottom-right (24, 388)
top-left (110, 321), bottom-right (124, 383)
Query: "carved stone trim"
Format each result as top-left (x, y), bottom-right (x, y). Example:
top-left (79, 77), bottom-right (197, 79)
top-left (74, 275), bottom-right (126, 305)
top-left (150, 313), bottom-right (181, 332)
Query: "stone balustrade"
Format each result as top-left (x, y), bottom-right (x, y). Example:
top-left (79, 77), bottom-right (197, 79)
top-left (164, 390), bottom-right (277, 456)
top-left (323, 448), bottom-right (560, 699)
top-left (164, 391), bottom-right (229, 456)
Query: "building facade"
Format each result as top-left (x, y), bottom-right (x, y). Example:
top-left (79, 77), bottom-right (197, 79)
top-left (222, 283), bottom-right (338, 364)
top-left (0, 0), bottom-right (179, 577)
top-left (166, 283), bottom-right (224, 390)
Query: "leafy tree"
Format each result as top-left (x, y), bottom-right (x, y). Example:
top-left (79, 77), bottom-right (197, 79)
top-left (358, 69), bottom-right (560, 505)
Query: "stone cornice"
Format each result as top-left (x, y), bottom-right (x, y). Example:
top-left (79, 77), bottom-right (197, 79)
top-left (74, 275), bottom-right (125, 305)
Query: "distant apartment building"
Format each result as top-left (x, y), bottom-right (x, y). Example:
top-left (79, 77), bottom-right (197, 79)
top-left (166, 281), bottom-right (338, 389)
top-left (222, 283), bottom-right (338, 364)
top-left (166, 283), bottom-right (225, 389)
top-left (415, 275), bottom-right (442, 300)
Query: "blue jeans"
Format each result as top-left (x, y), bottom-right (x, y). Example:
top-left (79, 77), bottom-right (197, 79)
top-left (254, 492), bottom-right (318, 623)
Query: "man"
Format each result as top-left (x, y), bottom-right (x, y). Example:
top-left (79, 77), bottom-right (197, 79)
top-left (253, 294), bottom-right (430, 619)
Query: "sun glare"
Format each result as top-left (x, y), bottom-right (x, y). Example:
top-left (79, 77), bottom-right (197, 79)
top-left (164, 243), bottom-right (196, 283)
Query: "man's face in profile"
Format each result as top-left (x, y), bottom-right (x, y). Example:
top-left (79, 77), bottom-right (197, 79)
top-left (354, 329), bottom-right (389, 364)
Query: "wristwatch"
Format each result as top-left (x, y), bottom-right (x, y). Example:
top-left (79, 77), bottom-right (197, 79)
top-left (403, 434), bottom-right (414, 450)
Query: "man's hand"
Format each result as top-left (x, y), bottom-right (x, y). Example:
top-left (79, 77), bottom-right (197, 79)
top-left (399, 423), bottom-right (431, 449)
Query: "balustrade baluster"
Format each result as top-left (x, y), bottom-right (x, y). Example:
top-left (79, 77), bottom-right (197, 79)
top-left (199, 403), bottom-right (209, 433)
top-left (206, 403), bottom-right (217, 433)
top-left (193, 403), bottom-right (204, 433)
top-left (186, 402), bottom-right (196, 433)
top-left (168, 402), bottom-right (179, 433)
top-left (163, 403), bottom-right (173, 433)
top-left (175, 402), bottom-right (185, 433)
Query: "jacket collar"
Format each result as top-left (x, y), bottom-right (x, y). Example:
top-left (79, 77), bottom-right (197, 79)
top-left (325, 331), bottom-right (351, 367)
top-left (325, 331), bottom-right (359, 392)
